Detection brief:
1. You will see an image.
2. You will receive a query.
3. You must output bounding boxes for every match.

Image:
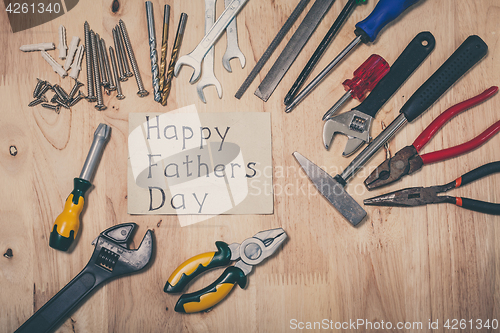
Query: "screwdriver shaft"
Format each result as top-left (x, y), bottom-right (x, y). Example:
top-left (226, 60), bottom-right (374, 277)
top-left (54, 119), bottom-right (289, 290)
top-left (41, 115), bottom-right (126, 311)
top-left (322, 90), bottom-right (352, 120)
top-left (79, 124), bottom-right (111, 181)
top-left (284, 0), bottom-right (360, 105)
top-left (285, 35), bottom-right (362, 113)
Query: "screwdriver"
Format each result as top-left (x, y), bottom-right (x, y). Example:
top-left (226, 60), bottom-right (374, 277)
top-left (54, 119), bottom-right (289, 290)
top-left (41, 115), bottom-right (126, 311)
top-left (49, 123), bottom-right (111, 251)
top-left (285, 0), bottom-right (422, 113)
top-left (322, 54), bottom-right (389, 120)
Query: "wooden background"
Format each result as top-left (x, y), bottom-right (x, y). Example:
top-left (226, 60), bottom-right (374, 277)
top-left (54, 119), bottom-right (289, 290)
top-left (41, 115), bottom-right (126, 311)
top-left (1, 0), bottom-right (499, 332)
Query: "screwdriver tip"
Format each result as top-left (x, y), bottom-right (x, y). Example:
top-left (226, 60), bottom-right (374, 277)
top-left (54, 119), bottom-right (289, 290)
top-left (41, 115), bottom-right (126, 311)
top-left (284, 95), bottom-right (292, 106)
top-left (94, 123), bottom-right (112, 141)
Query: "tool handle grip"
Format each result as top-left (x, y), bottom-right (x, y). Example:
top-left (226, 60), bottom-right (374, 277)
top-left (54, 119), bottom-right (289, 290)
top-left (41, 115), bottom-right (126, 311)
top-left (401, 35), bottom-right (488, 122)
top-left (174, 266), bottom-right (247, 313)
top-left (454, 198), bottom-right (500, 215)
top-left (355, 31), bottom-right (434, 118)
top-left (421, 120), bottom-right (500, 165)
top-left (453, 161), bottom-right (500, 188)
top-left (355, 0), bottom-right (421, 42)
top-left (413, 86), bottom-right (498, 151)
top-left (14, 269), bottom-right (99, 333)
top-left (49, 178), bottom-right (92, 252)
top-left (164, 242), bottom-right (232, 293)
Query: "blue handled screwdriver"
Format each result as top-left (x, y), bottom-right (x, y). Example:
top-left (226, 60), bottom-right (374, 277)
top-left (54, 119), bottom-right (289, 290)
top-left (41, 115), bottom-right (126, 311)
top-left (285, 0), bottom-right (422, 113)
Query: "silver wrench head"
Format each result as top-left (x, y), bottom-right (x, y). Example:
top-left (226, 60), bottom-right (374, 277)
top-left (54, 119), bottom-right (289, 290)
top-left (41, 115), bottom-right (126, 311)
top-left (196, 76), bottom-right (223, 103)
top-left (91, 223), bottom-right (154, 274)
top-left (323, 109), bottom-right (373, 156)
top-left (174, 54), bottom-right (202, 83)
top-left (222, 48), bottom-right (246, 72)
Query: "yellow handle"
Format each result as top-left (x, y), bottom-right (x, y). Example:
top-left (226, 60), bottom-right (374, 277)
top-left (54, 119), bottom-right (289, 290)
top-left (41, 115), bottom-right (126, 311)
top-left (183, 283), bottom-right (235, 313)
top-left (168, 251), bottom-right (216, 287)
top-left (174, 266), bottom-right (247, 313)
top-left (164, 242), bottom-right (232, 293)
top-left (54, 194), bottom-right (84, 238)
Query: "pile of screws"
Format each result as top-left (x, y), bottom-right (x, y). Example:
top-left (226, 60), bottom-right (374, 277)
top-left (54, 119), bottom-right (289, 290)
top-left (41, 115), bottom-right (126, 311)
top-left (29, 79), bottom-right (86, 113)
top-left (85, 19), bottom-right (148, 111)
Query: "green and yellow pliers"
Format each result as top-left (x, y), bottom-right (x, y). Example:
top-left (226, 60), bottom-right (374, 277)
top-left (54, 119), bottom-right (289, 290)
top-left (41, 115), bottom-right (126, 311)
top-left (164, 228), bottom-right (287, 313)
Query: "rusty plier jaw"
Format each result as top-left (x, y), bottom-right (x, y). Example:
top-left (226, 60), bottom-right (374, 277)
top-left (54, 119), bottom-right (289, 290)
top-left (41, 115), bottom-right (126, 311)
top-left (364, 145), bottom-right (424, 189)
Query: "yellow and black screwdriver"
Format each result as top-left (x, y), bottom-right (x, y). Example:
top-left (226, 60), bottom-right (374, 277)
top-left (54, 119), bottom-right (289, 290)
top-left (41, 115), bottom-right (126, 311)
top-left (50, 123), bottom-right (111, 251)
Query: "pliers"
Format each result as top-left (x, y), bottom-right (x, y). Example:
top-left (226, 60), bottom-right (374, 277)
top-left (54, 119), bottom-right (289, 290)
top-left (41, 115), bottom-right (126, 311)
top-left (364, 161), bottom-right (500, 215)
top-left (164, 228), bottom-right (287, 313)
top-left (364, 86), bottom-right (499, 189)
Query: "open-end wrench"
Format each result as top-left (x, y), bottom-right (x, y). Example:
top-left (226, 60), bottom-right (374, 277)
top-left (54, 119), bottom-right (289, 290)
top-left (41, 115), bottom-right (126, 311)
top-left (174, 0), bottom-right (249, 83)
top-left (15, 223), bottom-right (154, 333)
top-left (222, 0), bottom-right (246, 72)
top-left (197, 0), bottom-right (223, 103)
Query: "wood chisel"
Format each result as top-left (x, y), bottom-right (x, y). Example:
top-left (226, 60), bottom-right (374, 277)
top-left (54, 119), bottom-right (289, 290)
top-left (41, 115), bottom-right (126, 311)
top-left (294, 35), bottom-right (488, 226)
top-left (254, 0), bottom-right (335, 102)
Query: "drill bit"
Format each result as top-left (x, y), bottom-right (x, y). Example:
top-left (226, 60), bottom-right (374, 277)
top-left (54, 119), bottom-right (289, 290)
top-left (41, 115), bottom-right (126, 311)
top-left (159, 5), bottom-right (170, 97)
top-left (146, 1), bottom-right (161, 102)
top-left (162, 13), bottom-right (187, 106)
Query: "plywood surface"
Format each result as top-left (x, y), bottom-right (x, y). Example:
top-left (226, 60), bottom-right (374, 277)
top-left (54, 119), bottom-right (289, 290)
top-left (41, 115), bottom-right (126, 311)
top-left (1, 0), bottom-right (500, 332)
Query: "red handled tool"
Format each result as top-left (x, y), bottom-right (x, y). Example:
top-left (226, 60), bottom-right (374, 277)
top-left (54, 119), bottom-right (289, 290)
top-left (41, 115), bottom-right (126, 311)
top-left (364, 161), bottom-right (500, 215)
top-left (322, 54), bottom-right (390, 120)
top-left (364, 86), bottom-right (499, 189)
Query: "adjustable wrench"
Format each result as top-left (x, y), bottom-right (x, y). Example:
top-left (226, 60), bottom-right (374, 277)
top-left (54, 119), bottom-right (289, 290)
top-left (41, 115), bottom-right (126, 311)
top-left (323, 32), bottom-right (435, 156)
top-left (222, 0), bottom-right (246, 72)
top-left (196, 0), bottom-right (223, 103)
top-left (174, 0), bottom-right (248, 83)
top-left (15, 223), bottom-right (154, 333)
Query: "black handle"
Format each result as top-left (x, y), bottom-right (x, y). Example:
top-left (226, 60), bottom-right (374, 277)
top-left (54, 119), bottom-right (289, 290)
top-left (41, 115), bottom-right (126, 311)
top-left (458, 161), bottom-right (500, 187)
top-left (174, 266), bottom-right (247, 313)
top-left (164, 241), bottom-right (233, 293)
top-left (14, 267), bottom-right (101, 333)
top-left (457, 198), bottom-right (500, 215)
top-left (355, 31), bottom-right (435, 118)
top-left (401, 35), bottom-right (488, 122)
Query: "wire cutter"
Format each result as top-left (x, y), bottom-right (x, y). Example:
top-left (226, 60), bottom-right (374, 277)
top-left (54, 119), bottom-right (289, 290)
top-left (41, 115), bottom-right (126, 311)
top-left (164, 228), bottom-right (287, 313)
top-left (364, 162), bottom-right (500, 215)
top-left (364, 86), bottom-right (499, 189)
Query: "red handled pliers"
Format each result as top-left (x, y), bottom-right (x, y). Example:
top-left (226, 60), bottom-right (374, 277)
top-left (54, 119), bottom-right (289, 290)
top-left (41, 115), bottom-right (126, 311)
top-left (364, 86), bottom-right (499, 189)
top-left (364, 162), bottom-right (500, 215)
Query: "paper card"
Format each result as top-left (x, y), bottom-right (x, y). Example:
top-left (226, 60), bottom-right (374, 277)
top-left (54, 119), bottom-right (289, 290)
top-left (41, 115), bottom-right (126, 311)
top-left (127, 106), bottom-right (273, 225)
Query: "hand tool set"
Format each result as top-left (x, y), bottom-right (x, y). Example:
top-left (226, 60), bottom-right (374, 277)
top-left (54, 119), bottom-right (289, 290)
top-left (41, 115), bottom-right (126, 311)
top-left (254, 0), bottom-right (336, 102)
top-left (365, 87), bottom-right (500, 189)
top-left (15, 223), bottom-right (154, 333)
top-left (165, 228), bottom-right (287, 313)
top-left (13, 0), bottom-right (500, 330)
top-left (235, 0), bottom-right (310, 99)
top-left (174, 0), bottom-right (247, 101)
top-left (320, 54), bottom-right (389, 120)
top-left (323, 31), bottom-right (434, 155)
top-left (284, 0), bottom-right (366, 106)
top-left (285, 0), bottom-right (422, 112)
top-left (296, 34), bottom-right (488, 225)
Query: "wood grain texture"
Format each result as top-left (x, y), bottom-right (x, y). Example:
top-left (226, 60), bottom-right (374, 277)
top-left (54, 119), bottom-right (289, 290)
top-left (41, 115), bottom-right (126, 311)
top-left (1, 0), bottom-right (499, 332)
